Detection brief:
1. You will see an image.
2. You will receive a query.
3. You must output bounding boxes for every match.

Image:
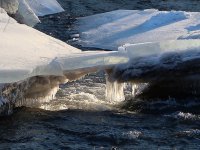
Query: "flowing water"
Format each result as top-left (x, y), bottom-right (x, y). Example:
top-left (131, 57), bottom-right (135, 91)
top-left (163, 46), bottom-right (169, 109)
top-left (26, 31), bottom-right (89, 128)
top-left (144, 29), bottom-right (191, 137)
top-left (0, 0), bottom-right (200, 149)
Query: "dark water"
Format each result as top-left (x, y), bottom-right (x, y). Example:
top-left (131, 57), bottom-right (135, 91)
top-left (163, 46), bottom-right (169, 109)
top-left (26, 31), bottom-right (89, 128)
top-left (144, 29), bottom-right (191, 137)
top-left (0, 108), bottom-right (200, 149)
top-left (1, 0), bottom-right (200, 149)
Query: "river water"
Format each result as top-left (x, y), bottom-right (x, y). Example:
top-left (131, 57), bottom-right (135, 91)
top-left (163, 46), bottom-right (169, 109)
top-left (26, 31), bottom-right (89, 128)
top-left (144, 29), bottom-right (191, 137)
top-left (0, 0), bottom-right (200, 149)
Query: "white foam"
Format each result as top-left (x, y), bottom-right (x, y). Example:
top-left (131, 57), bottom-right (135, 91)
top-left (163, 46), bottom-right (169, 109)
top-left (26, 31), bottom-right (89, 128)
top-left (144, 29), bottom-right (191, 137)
top-left (174, 112), bottom-right (200, 120)
top-left (122, 130), bottom-right (142, 139)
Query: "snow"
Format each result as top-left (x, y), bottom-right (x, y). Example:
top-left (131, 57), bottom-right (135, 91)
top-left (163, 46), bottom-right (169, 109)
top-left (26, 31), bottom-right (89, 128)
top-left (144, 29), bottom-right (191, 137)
top-left (76, 9), bottom-right (200, 50)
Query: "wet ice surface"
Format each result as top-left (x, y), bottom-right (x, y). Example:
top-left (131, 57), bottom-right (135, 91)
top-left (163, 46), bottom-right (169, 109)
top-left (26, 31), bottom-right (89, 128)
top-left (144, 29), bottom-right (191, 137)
top-left (1, 0), bottom-right (200, 149)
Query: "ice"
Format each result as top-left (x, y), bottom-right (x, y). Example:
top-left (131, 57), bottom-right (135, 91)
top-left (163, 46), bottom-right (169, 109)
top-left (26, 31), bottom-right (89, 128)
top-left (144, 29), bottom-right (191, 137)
top-left (0, 9), bottom-right (129, 115)
top-left (15, 0), bottom-right (40, 27)
top-left (111, 40), bottom-right (200, 83)
top-left (105, 77), bottom-right (125, 102)
top-left (1, 8), bottom-right (200, 114)
top-left (0, 0), bottom-right (64, 26)
top-left (131, 84), bottom-right (138, 96)
top-left (26, 0), bottom-right (64, 16)
top-left (75, 9), bottom-right (200, 50)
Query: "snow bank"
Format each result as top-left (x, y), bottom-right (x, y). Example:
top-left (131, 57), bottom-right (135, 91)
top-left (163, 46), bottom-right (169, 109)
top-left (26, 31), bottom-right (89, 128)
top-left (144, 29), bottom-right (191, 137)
top-left (76, 9), bottom-right (200, 50)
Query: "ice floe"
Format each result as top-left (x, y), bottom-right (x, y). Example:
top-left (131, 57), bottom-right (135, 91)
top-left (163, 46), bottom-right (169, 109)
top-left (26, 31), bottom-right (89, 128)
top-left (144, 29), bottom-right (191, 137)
top-left (76, 9), bottom-right (200, 50)
top-left (0, 8), bottom-right (128, 115)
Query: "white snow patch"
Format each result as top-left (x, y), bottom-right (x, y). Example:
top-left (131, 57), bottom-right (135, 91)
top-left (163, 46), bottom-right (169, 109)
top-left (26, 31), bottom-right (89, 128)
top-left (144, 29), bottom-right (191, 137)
top-left (122, 130), bottom-right (142, 139)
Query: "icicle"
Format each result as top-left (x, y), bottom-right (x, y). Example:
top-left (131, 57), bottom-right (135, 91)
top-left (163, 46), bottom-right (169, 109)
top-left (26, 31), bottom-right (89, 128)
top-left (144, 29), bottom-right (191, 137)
top-left (105, 75), bottom-right (125, 102)
top-left (132, 84), bottom-right (138, 97)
